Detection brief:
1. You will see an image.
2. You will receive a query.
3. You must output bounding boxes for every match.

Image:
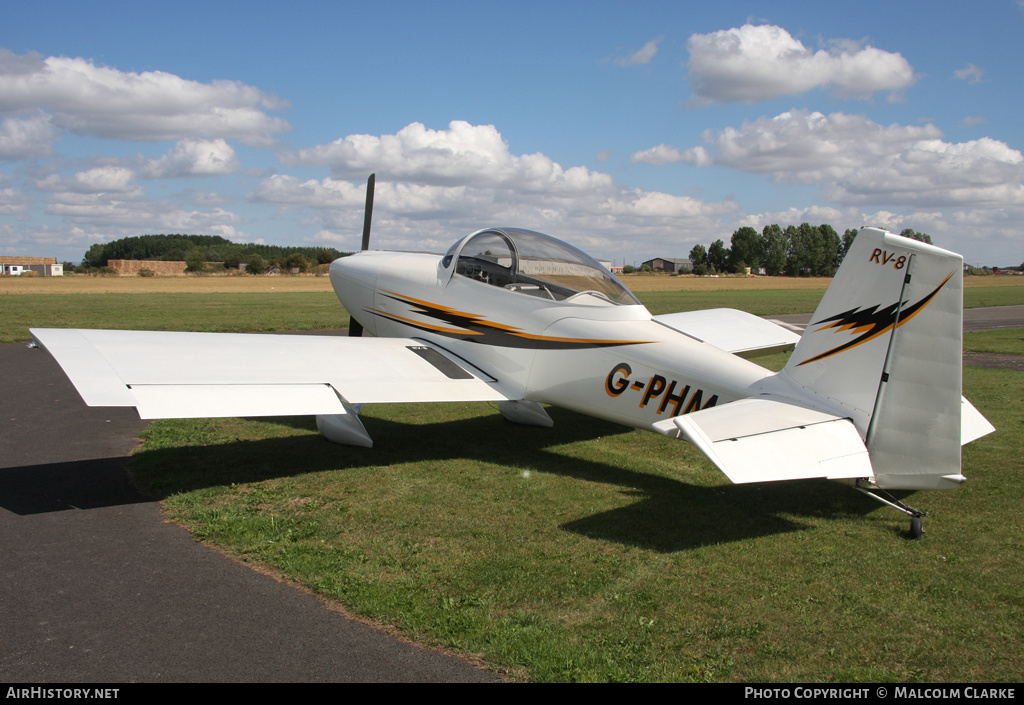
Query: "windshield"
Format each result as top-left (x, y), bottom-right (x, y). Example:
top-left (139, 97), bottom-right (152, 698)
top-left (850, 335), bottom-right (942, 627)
top-left (448, 228), bottom-right (639, 306)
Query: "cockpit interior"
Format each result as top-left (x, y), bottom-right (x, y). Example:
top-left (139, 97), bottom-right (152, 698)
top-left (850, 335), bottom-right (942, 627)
top-left (441, 228), bottom-right (639, 306)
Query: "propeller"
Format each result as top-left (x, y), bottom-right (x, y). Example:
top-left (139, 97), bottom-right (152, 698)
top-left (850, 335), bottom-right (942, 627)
top-left (348, 173), bottom-right (375, 337)
top-left (360, 172), bottom-right (374, 252)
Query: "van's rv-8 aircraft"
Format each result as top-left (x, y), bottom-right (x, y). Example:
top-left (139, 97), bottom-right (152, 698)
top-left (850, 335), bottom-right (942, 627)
top-left (31, 176), bottom-right (994, 538)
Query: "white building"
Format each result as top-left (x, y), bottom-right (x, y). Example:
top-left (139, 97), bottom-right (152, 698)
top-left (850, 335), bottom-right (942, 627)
top-left (0, 257), bottom-right (63, 276)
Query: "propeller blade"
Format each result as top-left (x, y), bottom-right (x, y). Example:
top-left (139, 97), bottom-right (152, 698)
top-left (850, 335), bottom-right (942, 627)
top-left (350, 173), bottom-right (375, 337)
top-left (360, 173), bottom-right (375, 252)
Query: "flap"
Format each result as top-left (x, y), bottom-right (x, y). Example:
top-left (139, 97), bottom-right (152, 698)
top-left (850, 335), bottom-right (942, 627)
top-left (129, 384), bottom-right (347, 420)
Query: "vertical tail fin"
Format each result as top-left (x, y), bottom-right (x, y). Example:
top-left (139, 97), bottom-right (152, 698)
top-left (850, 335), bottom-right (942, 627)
top-left (777, 228), bottom-right (983, 490)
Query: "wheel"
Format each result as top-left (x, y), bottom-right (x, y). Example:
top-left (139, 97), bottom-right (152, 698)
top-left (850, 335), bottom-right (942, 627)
top-left (909, 516), bottom-right (923, 539)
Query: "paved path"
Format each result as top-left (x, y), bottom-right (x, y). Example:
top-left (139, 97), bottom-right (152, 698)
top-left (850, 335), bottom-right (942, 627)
top-left (0, 342), bottom-right (498, 682)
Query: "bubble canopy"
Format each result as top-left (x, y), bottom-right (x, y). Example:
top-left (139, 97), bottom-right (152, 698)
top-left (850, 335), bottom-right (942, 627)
top-left (441, 228), bottom-right (640, 306)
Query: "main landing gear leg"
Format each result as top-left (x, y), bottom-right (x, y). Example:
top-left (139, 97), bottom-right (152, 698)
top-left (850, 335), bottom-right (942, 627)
top-left (856, 488), bottom-right (925, 539)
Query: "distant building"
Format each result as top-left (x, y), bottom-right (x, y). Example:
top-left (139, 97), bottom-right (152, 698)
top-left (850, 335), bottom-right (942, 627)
top-left (0, 256), bottom-right (63, 276)
top-left (642, 257), bottom-right (692, 273)
top-left (107, 259), bottom-right (186, 275)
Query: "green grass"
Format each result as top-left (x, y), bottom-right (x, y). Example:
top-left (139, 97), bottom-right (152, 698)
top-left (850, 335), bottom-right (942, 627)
top-left (12, 282), bottom-right (1021, 681)
top-left (0, 292), bottom-right (350, 342)
top-left (963, 285), bottom-right (1024, 309)
top-left (635, 289), bottom-right (824, 317)
top-left (128, 364), bottom-right (1022, 682)
top-left (4, 284), bottom-right (1022, 342)
top-left (964, 329), bottom-right (1024, 355)
top-left (638, 285), bottom-right (1024, 317)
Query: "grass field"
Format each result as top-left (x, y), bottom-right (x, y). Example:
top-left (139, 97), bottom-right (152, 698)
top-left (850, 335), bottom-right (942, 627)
top-left (2, 272), bottom-right (1023, 342)
top-left (130, 366), bottom-right (1021, 682)
top-left (8, 272), bottom-right (1023, 681)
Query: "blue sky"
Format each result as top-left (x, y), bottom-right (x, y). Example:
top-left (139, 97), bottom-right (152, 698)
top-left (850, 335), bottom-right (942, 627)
top-left (3, 0), bottom-right (1024, 267)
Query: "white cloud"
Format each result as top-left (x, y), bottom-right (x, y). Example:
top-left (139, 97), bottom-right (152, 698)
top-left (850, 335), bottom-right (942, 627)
top-left (738, 204), bottom-right (857, 232)
top-left (686, 24), bottom-right (916, 104)
top-left (142, 138), bottom-right (241, 178)
top-left (24, 163), bottom-right (248, 246)
top-left (0, 111), bottom-right (56, 159)
top-left (43, 189), bottom-right (245, 232)
top-left (654, 110), bottom-right (1024, 209)
top-left (0, 49), bottom-right (291, 146)
top-left (614, 37), bottom-right (663, 66)
top-left (953, 63), bottom-right (985, 83)
top-left (284, 120), bottom-right (616, 194)
top-left (263, 121), bottom-right (738, 254)
top-left (630, 143), bottom-right (710, 166)
top-left (0, 186), bottom-right (32, 216)
top-left (249, 175), bottom-right (365, 209)
top-left (36, 166), bottom-right (143, 196)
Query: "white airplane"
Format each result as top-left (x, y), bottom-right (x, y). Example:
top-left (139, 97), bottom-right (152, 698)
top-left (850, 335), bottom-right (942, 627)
top-left (30, 177), bottom-right (994, 537)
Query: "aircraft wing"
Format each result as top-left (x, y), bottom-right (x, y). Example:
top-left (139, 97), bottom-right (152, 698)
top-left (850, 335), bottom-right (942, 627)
top-left (30, 328), bottom-right (513, 419)
top-left (652, 397), bottom-right (873, 484)
top-left (653, 309), bottom-right (801, 359)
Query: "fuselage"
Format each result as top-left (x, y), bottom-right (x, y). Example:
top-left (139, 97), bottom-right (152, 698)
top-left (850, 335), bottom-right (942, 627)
top-left (330, 229), bottom-right (774, 433)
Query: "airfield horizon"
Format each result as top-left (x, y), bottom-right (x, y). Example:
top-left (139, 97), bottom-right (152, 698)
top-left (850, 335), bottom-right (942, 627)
top-left (3, 270), bottom-right (1023, 296)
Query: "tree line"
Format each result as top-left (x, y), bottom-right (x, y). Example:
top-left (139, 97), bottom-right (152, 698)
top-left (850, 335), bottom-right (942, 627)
top-left (79, 234), bottom-right (349, 273)
top-left (688, 225), bottom-right (932, 277)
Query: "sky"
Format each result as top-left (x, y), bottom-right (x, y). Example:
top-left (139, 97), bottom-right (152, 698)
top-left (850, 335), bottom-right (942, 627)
top-left (2, 0), bottom-right (1024, 268)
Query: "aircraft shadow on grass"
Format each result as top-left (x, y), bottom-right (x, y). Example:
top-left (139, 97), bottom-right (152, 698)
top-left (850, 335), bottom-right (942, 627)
top-left (114, 405), bottom-right (888, 552)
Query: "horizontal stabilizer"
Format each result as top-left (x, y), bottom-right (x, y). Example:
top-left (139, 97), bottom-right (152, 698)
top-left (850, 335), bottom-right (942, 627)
top-left (961, 396), bottom-right (996, 445)
top-left (653, 397), bottom-right (872, 484)
top-left (30, 328), bottom-right (513, 419)
top-left (654, 309), bottom-right (801, 359)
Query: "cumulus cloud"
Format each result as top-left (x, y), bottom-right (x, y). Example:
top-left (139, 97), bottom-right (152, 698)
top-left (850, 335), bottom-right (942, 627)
top-left (613, 37), bottom-right (663, 66)
top-left (43, 188), bottom-right (245, 231)
top-left (24, 162), bottom-right (247, 243)
top-left (264, 121), bottom-right (737, 253)
top-left (141, 138), bottom-right (241, 178)
top-left (0, 111), bottom-right (57, 159)
top-left (0, 186), bottom-right (32, 216)
top-left (686, 24), bottom-right (916, 104)
top-left (284, 120), bottom-right (616, 194)
top-left (631, 143), bottom-right (710, 166)
top-left (0, 49), bottom-right (291, 146)
top-left (644, 110), bottom-right (1024, 209)
top-left (36, 166), bottom-right (142, 195)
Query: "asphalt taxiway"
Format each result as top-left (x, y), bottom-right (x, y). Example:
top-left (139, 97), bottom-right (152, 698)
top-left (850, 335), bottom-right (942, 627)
top-left (0, 342), bottom-right (498, 682)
